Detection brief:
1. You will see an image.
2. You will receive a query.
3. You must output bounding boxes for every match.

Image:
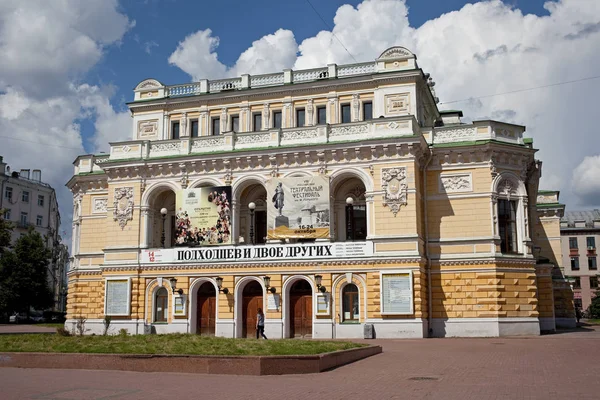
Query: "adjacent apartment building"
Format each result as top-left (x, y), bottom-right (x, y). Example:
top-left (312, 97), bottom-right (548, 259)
top-left (0, 156), bottom-right (68, 312)
top-left (561, 210), bottom-right (600, 311)
top-left (66, 46), bottom-right (573, 338)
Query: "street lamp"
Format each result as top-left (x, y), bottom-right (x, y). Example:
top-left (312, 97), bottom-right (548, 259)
top-left (215, 276), bottom-right (229, 294)
top-left (345, 197), bottom-right (354, 241)
top-left (248, 202), bottom-right (256, 245)
top-left (169, 277), bottom-right (183, 295)
top-left (263, 276), bottom-right (276, 294)
top-left (314, 274), bottom-right (326, 293)
top-left (160, 208), bottom-right (168, 248)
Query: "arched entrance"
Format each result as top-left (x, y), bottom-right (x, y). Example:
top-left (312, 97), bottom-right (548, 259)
top-left (289, 280), bottom-right (313, 338)
top-left (242, 281), bottom-right (263, 338)
top-left (196, 282), bottom-right (216, 335)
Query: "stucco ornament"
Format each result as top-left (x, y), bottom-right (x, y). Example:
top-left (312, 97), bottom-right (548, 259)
top-left (381, 167), bottom-right (407, 216)
top-left (113, 187), bottom-right (134, 229)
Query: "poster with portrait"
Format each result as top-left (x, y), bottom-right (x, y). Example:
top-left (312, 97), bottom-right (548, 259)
top-left (266, 176), bottom-right (330, 239)
top-left (175, 186), bottom-right (232, 246)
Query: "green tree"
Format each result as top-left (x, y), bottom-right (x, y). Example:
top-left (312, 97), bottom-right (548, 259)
top-left (588, 288), bottom-right (600, 319)
top-left (0, 208), bottom-right (13, 255)
top-left (0, 226), bottom-right (53, 317)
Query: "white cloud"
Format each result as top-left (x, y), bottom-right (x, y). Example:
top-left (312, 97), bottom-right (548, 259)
top-left (168, 29), bottom-right (298, 80)
top-left (0, 0), bottom-right (134, 246)
top-left (572, 156), bottom-right (600, 207)
top-left (168, 0), bottom-right (600, 210)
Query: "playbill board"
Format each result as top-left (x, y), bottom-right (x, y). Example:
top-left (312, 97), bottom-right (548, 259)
top-left (266, 176), bottom-right (330, 239)
top-left (175, 186), bottom-right (232, 246)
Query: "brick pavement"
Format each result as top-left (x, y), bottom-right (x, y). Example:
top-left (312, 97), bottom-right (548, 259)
top-left (1, 326), bottom-right (599, 400)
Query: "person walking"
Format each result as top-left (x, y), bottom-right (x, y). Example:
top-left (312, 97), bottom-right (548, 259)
top-left (256, 308), bottom-right (267, 339)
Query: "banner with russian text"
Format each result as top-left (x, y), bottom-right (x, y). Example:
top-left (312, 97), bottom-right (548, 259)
top-left (266, 176), bottom-right (330, 239)
top-left (175, 186), bottom-right (232, 246)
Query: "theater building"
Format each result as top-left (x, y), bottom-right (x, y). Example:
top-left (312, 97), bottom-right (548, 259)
top-left (66, 47), bottom-right (573, 338)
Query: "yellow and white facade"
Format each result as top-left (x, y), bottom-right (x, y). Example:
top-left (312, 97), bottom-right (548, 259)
top-left (66, 47), bottom-right (573, 338)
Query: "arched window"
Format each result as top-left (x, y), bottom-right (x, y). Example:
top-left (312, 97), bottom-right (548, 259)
top-left (493, 174), bottom-right (529, 255)
top-left (342, 284), bottom-right (359, 322)
top-left (154, 287), bottom-right (168, 322)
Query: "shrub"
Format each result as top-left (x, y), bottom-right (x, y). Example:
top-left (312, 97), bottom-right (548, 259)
top-left (118, 328), bottom-right (128, 337)
top-left (103, 315), bottom-right (112, 336)
top-left (56, 327), bottom-right (71, 336)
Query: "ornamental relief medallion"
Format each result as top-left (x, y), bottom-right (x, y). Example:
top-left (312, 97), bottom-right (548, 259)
top-left (138, 120), bottom-right (158, 138)
top-left (381, 167), bottom-right (408, 216)
top-left (113, 187), bottom-right (134, 229)
top-left (439, 174), bottom-right (472, 193)
top-left (385, 94), bottom-right (409, 115)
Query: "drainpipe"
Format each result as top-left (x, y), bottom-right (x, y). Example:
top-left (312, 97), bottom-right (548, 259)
top-left (423, 133), bottom-right (434, 338)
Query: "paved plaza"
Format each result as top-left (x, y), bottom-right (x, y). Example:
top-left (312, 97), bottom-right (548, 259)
top-left (1, 325), bottom-right (599, 400)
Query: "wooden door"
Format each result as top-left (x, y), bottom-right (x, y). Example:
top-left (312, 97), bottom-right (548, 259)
top-left (196, 282), bottom-right (216, 335)
top-left (242, 281), bottom-right (263, 338)
top-left (291, 295), bottom-right (312, 337)
top-left (242, 296), bottom-right (262, 338)
top-left (197, 296), bottom-right (215, 335)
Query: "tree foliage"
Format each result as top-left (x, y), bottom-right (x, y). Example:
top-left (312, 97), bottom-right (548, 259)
top-left (0, 208), bottom-right (13, 255)
top-left (0, 225), bottom-right (53, 316)
top-left (588, 288), bottom-right (600, 319)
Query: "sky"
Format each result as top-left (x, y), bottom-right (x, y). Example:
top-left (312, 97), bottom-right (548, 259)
top-left (0, 0), bottom-right (599, 246)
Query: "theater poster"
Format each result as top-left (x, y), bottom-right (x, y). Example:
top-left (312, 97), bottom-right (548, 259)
top-left (175, 186), bottom-right (232, 246)
top-left (266, 176), bottom-right (330, 240)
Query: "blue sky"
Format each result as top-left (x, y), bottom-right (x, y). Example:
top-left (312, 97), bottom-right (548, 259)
top-left (81, 0), bottom-right (551, 153)
top-left (1, 0), bottom-right (599, 245)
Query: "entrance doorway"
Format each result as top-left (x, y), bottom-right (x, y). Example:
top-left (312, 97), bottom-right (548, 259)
top-left (242, 281), bottom-right (263, 338)
top-left (290, 280), bottom-right (313, 338)
top-left (196, 282), bottom-right (216, 335)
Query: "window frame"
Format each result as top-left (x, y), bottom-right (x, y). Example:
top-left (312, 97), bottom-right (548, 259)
top-left (316, 106), bottom-right (327, 125)
top-left (340, 103), bottom-right (351, 123)
top-left (37, 195), bottom-right (44, 207)
top-left (589, 257), bottom-right (597, 270)
top-left (587, 237), bottom-right (596, 249)
top-left (3, 209), bottom-right (10, 220)
top-left (252, 113), bottom-right (262, 131)
top-left (211, 117), bottom-right (221, 136)
top-left (272, 110), bottom-right (282, 129)
top-left (295, 108), bottom-right (305, 127)
top-left (190, 119), bottom-right (199, 138)
top-left (498, 198), bottom-right (518, 254)
top-left (591, 276), bottom-right (599, 289)
top-left (571, 257), bottom-right (580, 270)
top-left (362, 101), bottom-right (373, 120)
top-left (22, 191), bottom-right (29, 203)
top-left (171, 121), bottom-right (180, 140)
top-left (569, 237), bottom-right (578, 249)
top-left (230, 114), bottom-right (240, 133)
top-left (154, 287), bottom-right (169, 323)
top-left (493, 174), bottom-right (528, 256)
top-left (36, 215), bottom-right (43, 227)
top-left (573, 277), bottom-right (581, 289)
top-left (20, 212), bottom-right (28, 226)
top-left (341, 283), bottom-right (360, 323)
top-left (5, 186), bottom-right (12, 200)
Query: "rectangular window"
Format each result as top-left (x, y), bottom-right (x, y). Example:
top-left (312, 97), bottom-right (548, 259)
top-left (569, 237), bottom-right (578, 249)
top-left (22, 191), bottom-right (29, 203)
top-left (171, 121), bottom-right (180, 139)
top-left (4, 186), bottom-right (12, 200)
top-left (587, 237), bottom-right (596, 249)
top-left (3, 209), bottom-right (10, 220)
top-left (363, 101), bottom-right (373, 120)
top-left (317, 106), bottom-right (327, 125)
top-left (231, 115), bottom-right (240, 132)
top-left (191, 119), bottom-right (199, 137)
top-left (253, 113), bottom-right (262, 131)
top-left (498, 199), bottom-right (518, 253)
top-left (36, 215), bottom-right (43, 226)
top-left (296, 108), bottom-right (305, 127)
top-left (571, 257), bottom-right (580, 270)
top-left (211, 118), bottom-right (220, 135)
top-left (591, 276), bottom-right (599, 289)
top-left (341, 104), bottom-right (351, 123)
top-left (590, 257), bottom-right (597, 270)
top-left (20, 212), bottom-right (28, 226)
top-left (38, 195), bottom-right (44, 206)
top-left (573, 277), bottom-right (581, 289)
top-left (273, 111), bottom-right (282, 128)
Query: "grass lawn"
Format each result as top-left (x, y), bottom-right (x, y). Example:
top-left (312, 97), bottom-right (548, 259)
top-left (585, 319), bottom-right (600, 325)
top-left (0, 333), bottom-right (364, 356)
